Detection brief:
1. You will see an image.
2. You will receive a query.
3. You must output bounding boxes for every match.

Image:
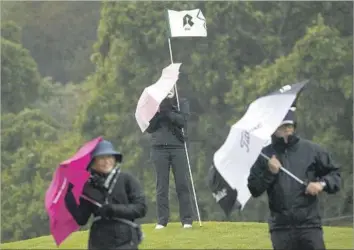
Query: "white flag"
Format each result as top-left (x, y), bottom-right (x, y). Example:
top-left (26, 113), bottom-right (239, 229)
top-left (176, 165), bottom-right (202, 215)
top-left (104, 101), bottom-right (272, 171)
top-left (135, 63), bottom-right (182, 132)
top-left (213, 81), bottom-right (307, 209)
top-left (167, 9), bottom-right (207, 37)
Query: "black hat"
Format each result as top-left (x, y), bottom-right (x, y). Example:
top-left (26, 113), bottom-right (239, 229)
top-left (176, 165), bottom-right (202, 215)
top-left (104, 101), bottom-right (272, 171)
top-left (280, 107), bottom-right (296, 126)
top-left (91, 140), bottom-right (122, 163)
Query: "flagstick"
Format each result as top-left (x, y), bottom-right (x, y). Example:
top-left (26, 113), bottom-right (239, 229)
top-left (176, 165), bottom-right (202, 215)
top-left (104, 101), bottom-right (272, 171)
top-left (168, 38), bottom-right (203, 227)
top-left (259, 152), bottom-right (306, 185)
top-left (168, 38), bottom-right (174, 63)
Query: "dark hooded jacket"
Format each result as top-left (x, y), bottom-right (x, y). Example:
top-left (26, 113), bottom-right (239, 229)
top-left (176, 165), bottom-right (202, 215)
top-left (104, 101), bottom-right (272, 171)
top-left (146, 97), bottom-right (189, 147)
top-left (64, 169), bottom-right (147, 249)
top-left (247, 134), bottom-right (341, 231)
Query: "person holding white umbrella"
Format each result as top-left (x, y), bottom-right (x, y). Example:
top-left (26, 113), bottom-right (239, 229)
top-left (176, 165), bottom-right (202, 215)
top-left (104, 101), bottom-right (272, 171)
top-left (247, 109), bottom-right (341, 250)
top-left (146, 87), bottom-right (194, 229)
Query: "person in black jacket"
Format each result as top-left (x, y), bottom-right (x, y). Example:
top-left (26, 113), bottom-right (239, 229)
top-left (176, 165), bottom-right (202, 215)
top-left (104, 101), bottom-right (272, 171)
top-left (64, 140), bottom-right (147, 250)
top-left (146, 88), bottom-right (193, 229)
top-left (247, 109), bottom-right (341, 250)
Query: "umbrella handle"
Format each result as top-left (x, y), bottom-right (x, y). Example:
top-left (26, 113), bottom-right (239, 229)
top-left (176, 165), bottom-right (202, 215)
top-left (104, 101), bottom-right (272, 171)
top-left (259, 152), bottom-right (306, 186)
top-left (81, 194), bottom-right (102, 208)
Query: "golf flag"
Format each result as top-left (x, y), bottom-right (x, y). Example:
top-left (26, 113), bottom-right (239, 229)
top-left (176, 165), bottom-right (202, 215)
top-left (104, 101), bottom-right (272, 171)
top-left (166, 9), bottom-right (207, 37)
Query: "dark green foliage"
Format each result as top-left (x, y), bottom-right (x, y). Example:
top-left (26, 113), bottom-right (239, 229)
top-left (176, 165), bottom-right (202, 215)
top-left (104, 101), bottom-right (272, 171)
top-left (1, 1), bottom-right (352, 242)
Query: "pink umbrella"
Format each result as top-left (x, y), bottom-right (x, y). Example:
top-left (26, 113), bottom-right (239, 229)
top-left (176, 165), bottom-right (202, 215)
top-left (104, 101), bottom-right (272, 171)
top-left (45, 136), bottom-right (103, 246)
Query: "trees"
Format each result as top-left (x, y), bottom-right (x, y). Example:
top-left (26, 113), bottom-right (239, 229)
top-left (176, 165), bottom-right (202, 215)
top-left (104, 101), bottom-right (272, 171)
top-left (1, 1), bottom-right (101, 83)
top-left (1, 28), bottom-right (42, 114)
top-left (76, 1), bottom-right (352, 222)
top-left (226, 15), bottom-right (352, 217)
top-left (1, 19), bottom-right (87, 241)
top-left (1, 1), bottom-right (352, 242)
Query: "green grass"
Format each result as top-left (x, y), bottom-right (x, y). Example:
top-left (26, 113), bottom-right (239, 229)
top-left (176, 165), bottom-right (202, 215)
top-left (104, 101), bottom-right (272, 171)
top-left (2, 222), bottom-right (353, 249)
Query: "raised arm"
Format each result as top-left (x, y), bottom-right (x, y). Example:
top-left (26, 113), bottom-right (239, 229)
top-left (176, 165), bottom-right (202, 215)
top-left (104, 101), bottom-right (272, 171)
top-left (166, 111), bottom-right (185, 128)
top-left (247, 154), bottom-right (278, 197)
top-left (145, 112), bottom-right (165, 133)
top-left (166, 98), bottom-right (190, 128)
top-left (64, 183), bottom-right (93, 226)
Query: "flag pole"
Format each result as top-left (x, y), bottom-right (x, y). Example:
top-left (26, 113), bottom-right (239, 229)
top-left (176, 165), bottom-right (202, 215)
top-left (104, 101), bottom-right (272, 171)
top-left (168, 38), bottom-right (203, 227)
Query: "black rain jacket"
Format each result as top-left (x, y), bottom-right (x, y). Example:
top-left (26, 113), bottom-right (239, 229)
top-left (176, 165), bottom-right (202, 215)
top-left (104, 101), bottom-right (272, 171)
top-left (146, 98), bottom-right (189, 147)
top-left (65, 170), bottom-right (147, 249)
top-left (247, 134), bottom-right (341, 231)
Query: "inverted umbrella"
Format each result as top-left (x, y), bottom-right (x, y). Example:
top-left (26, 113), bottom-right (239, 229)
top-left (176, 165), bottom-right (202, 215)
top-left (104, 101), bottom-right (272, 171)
top-left (44, 136), bottom-right (102, 246)
top-left (213, 80), bottom-right (308, 212)
top-left (135, 63), bottom-right (182, 132)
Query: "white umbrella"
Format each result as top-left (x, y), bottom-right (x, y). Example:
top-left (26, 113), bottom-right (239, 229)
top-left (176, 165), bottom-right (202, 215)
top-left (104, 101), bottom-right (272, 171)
top-left (135, 63), bottom-right (182, 132)
top-left (213, 80), bottom-right (308, 209)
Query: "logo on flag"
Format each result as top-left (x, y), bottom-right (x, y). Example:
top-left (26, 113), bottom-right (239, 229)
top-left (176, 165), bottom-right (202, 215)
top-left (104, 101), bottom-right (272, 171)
top-left (183, 14), bottom-right (194, 29)
top-left (167, 9), bottom-right (207, 37)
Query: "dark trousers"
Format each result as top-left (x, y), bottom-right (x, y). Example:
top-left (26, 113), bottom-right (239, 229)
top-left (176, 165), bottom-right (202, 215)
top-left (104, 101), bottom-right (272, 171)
top-left (151, 146), bottom-right (193, 226)
top-left (89, 242), bottom-right (137, 250)
top-left (88, 222), bottom-right (140, 250)
top-left (88, 234), bottom-right (139, 250)
top-left (271, 228), bottom-right (326, 250)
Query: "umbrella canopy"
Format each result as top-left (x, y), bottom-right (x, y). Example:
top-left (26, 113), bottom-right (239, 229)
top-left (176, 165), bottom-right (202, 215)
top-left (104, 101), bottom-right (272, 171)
top-left (45, 136), bottom-right (102, 246)
top-left (208, 162), bottom-right (240, 218)
top-left (135, 63), bottom-right (182, 132)
top-left (212, 80), bottom-right (308, 212)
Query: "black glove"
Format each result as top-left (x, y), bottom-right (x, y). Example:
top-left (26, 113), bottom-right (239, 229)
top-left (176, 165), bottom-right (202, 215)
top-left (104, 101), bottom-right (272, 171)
top-left (64, 183), bottom-right (76, 209)
top-left (98, 204), bottom-right (115, 218)
top-left (160, 98), bottom-right (173, 112)
top-left (159, 110), bottom-right (171, 118)
top-left (67, 182), bottom-right (74, 193)
top-left (155, 110), bottom-right (172, 124)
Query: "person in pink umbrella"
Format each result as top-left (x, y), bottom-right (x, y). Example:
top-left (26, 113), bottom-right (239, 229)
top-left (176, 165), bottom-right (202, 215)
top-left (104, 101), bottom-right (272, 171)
top-left (64, 140), bottom-right (147, 250)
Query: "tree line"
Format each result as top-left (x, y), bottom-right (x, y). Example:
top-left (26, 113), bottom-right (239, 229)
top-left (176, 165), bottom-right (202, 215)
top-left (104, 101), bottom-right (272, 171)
top-left (1, 1), bottom-right (352, 242)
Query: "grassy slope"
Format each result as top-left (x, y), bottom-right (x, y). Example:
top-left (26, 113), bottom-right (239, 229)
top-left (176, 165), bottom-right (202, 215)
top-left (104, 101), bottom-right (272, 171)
top-left (2, 222), bottom-right (353, 249)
